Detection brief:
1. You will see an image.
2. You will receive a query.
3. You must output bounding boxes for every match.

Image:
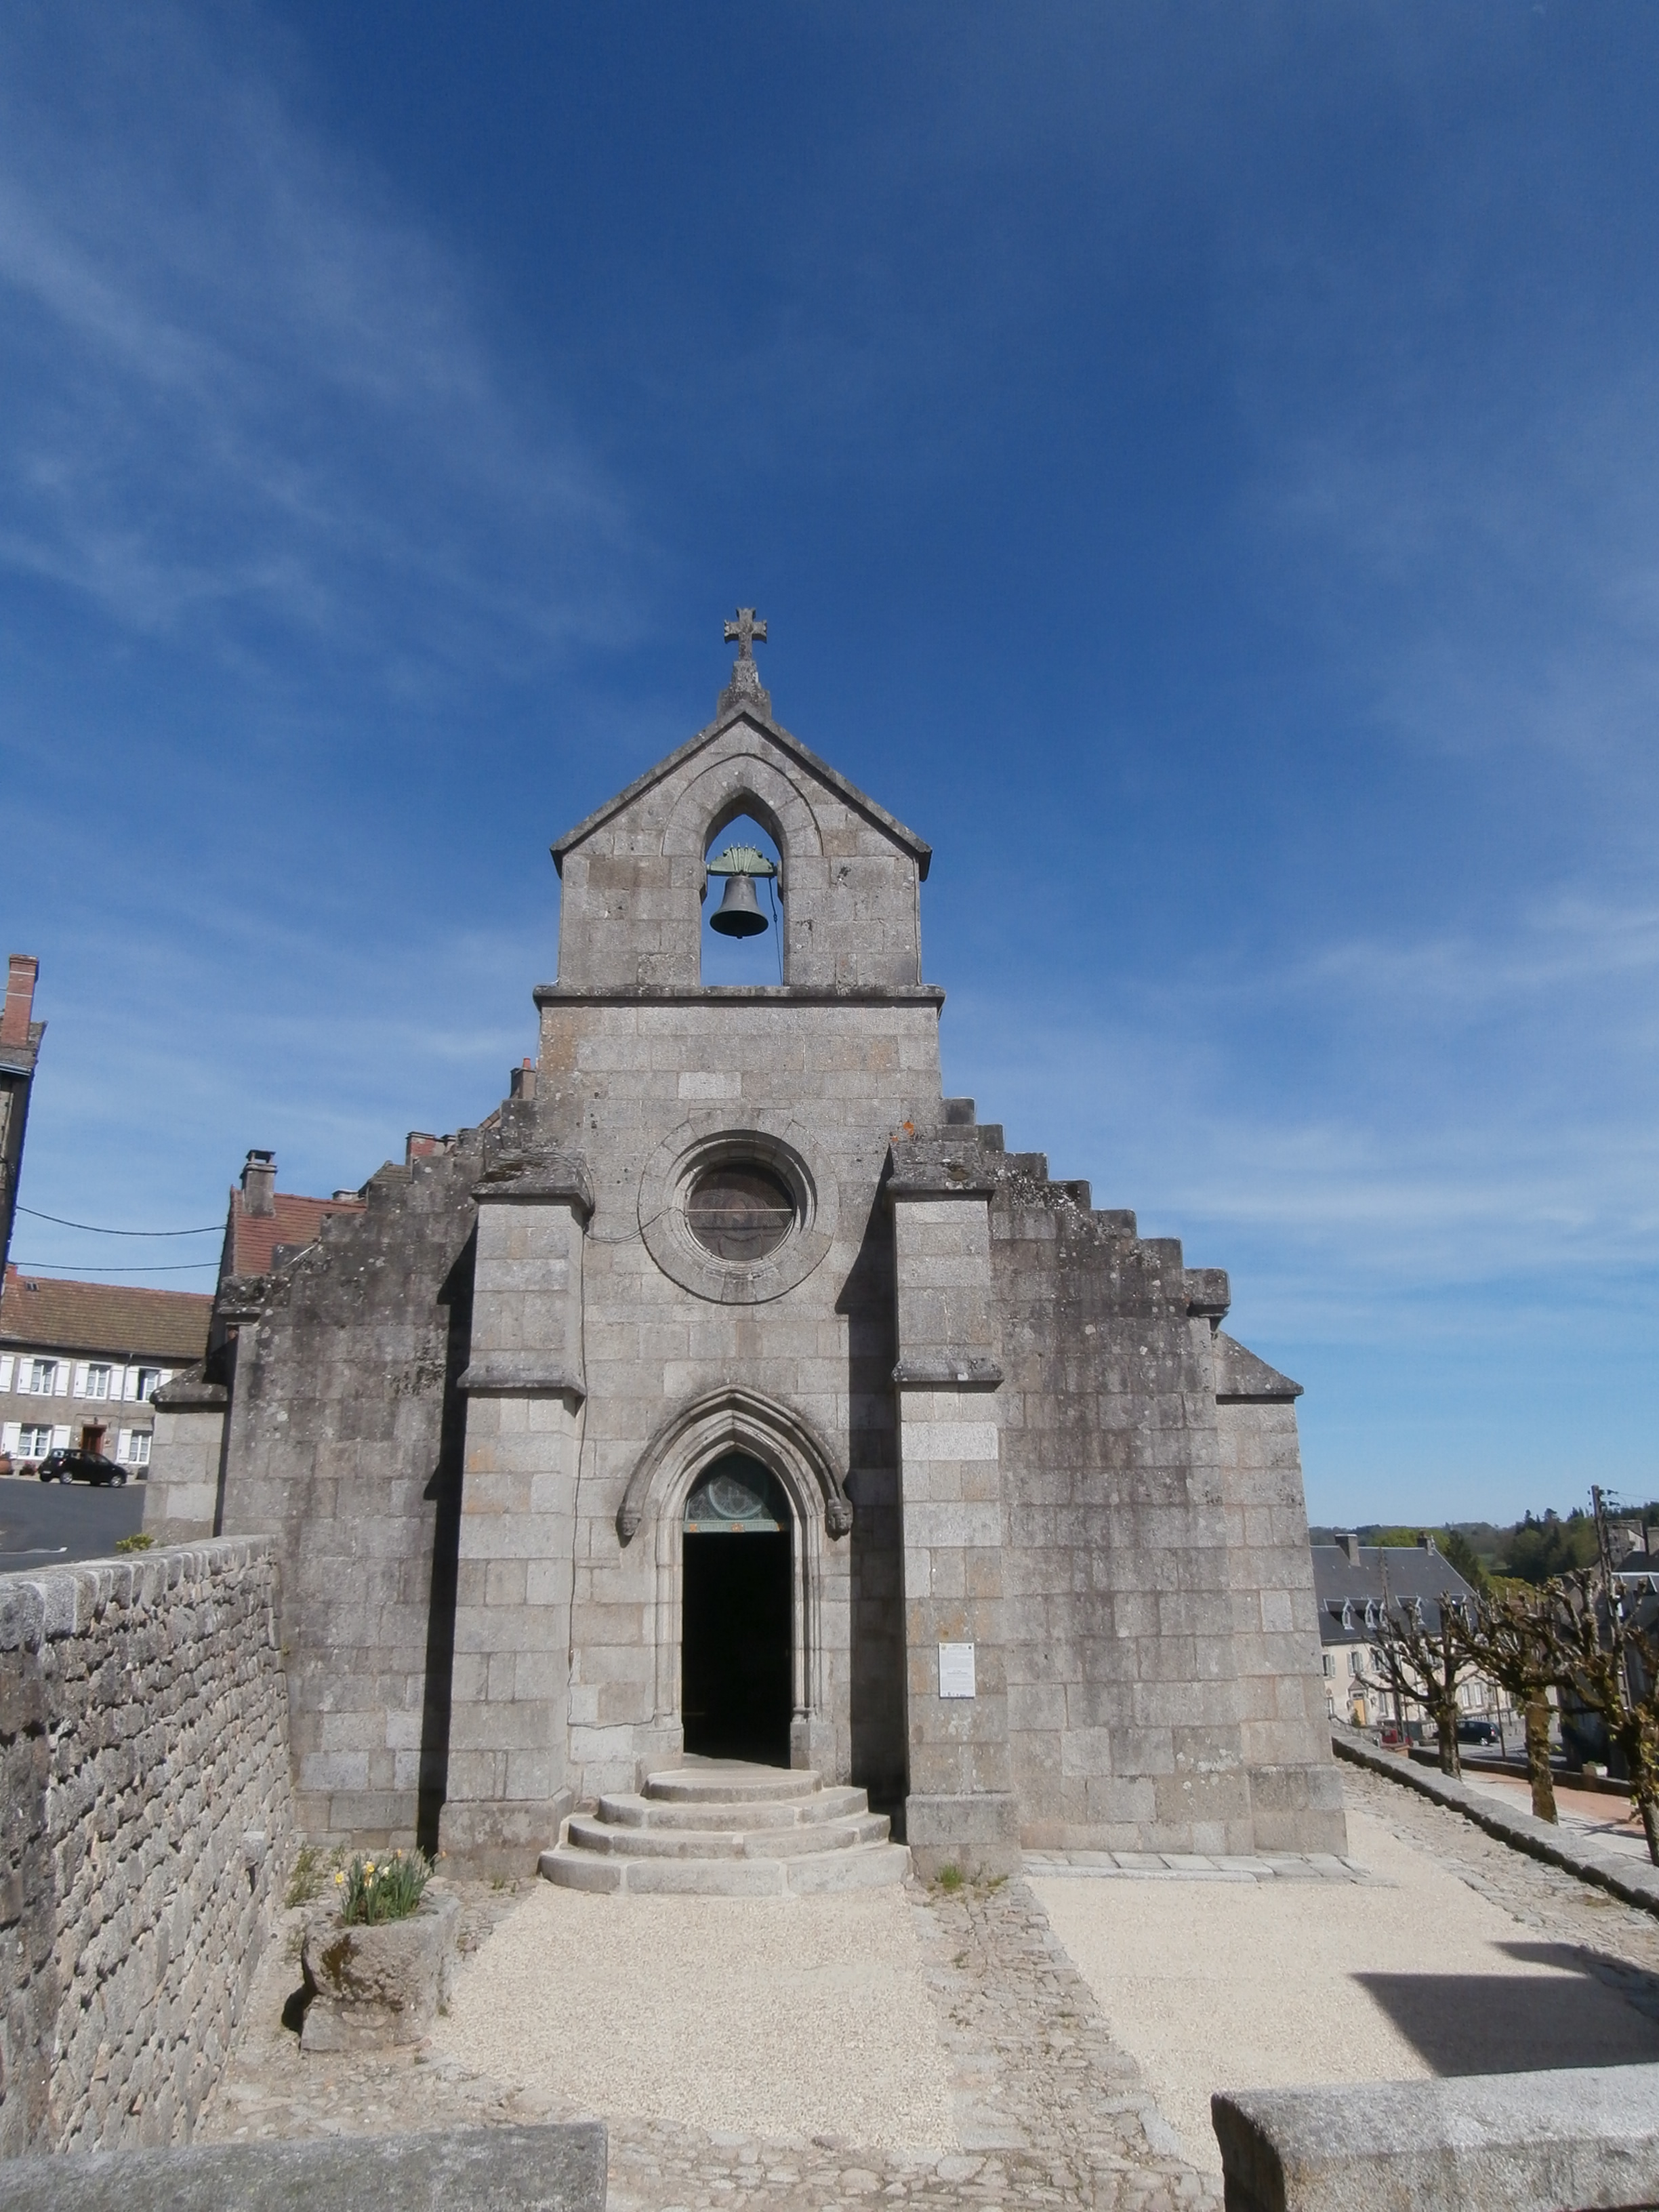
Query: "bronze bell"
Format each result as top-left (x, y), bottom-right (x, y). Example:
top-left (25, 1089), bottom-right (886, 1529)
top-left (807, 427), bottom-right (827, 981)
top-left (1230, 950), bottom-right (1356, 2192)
top-left (710, 873), bottom-right (768, 937)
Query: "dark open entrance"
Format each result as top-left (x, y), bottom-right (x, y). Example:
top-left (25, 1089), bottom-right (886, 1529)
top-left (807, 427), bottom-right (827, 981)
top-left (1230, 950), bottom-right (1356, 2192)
top-left (682, 1452), bottom-right (792, 1766)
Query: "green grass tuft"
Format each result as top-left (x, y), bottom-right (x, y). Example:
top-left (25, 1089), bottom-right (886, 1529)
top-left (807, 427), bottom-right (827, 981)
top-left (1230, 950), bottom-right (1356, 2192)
top-left (284, 1843), bottom-right (332, 1908)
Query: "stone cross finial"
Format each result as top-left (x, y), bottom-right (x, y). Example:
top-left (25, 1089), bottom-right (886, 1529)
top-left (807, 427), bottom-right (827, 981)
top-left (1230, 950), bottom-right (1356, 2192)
top-left (724, 608), bottom-right (766, 659)
top-left (718, 607), bottom-right (773, 718)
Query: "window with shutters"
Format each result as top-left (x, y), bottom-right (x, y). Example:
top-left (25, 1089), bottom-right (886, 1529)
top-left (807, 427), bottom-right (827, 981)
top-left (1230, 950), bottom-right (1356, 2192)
top-left (85, 1364), bottom-right (112, 1400)
top-left (135, 1368), bottom-right (161, 1401)
top-left (27, 1359), bottom-right (57, 1395)
top-left (18, 1424), bottom-right (54, 1458)
top-left (121, 1429), bottom-right (152, 1467)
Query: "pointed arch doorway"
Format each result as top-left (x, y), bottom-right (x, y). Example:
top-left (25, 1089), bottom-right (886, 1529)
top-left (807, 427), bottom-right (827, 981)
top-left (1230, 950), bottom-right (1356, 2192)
top-left (681, 1452), bottom-right (793, 1766)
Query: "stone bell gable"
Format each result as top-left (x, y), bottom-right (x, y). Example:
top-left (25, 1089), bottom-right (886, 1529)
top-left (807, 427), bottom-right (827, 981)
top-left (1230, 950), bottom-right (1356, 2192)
top-left (146, 619), bottom-right (1343, 1875)
top-left (549, 695), bottom-right (932, 992)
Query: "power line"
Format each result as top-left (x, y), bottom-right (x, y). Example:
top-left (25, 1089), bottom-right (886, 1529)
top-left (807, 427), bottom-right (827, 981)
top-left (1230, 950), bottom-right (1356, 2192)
top-left (9, 1260), bottom-right (218, 1275)
top-left (15, 1206), bottom-right (222, 1237)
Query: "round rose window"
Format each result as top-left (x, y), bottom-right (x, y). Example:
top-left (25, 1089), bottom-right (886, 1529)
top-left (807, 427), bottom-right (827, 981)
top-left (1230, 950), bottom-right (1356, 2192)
top-left (684, 1162), bottom-right (796, 1261)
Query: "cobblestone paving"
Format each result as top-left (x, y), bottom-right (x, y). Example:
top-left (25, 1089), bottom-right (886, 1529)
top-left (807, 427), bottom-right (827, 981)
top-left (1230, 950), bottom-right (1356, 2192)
top-left (1340, 1764), bottom-right (1659, 2026)
top-left (199, 1875), bottom-right (1218, 2211)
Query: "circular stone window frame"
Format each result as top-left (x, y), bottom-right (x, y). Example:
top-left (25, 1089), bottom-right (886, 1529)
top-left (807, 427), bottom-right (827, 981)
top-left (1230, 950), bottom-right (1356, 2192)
top-left (639, 1109), bottom-right (838, 1305)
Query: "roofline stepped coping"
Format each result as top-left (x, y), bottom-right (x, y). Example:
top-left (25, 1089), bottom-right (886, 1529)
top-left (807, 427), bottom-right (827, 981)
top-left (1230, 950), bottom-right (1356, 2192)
top-left (1212, 1330), bottom-right (1303, 1403)
top-left (548, 701), bottom-right (933, 880)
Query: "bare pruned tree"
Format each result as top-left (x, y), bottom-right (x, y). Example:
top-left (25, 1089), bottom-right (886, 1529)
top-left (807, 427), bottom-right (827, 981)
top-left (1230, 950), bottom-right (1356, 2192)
top-left (1452, 1582), bottom-right (1559, 1822)
top-left (1365, 1574), bottom-right (1484, 1778)
top-left (1555, 1570), bottom-right (1659, 1867)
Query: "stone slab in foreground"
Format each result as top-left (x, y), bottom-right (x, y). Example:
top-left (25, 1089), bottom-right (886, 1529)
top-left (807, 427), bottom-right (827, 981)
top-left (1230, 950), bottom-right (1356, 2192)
top-left (1212, 2064), bottom-right (1659, 2212)
top-left (0, 2119), bottom-right (607, 2212)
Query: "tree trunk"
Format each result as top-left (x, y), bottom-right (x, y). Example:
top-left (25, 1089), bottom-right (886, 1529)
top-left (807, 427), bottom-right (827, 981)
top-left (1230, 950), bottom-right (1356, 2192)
top-left (1630, 1740), bottom-right (1659, 1868)
top-left (1438, 1696), bottom-right (1461, 1778)
top-left (1523, 1699), bottom-right (1557, 1824)
top-left (1611, 1716), bottom-right (1659, 1868)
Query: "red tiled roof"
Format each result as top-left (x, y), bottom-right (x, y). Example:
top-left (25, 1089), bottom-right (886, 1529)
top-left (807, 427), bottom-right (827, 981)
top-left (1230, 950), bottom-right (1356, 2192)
top-left (1, 1266), bottom-right (213, 1361)
top-left (224, 1189), bottom-right (365, 1276)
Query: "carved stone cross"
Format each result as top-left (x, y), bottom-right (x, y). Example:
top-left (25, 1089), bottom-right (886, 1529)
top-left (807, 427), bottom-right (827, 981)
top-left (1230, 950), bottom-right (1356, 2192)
top-left (718, 608), bottom-right (772, 716)
top-left (723, 608), bottom-right (767, 660)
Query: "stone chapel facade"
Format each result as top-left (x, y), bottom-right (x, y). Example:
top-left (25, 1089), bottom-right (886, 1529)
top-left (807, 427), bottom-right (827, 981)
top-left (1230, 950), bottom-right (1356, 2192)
top-left (145, 632), bottom-right (1343, 1875)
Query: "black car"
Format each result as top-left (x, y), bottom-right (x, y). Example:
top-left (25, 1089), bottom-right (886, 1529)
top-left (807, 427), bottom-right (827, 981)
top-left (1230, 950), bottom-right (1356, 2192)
top-left (1456, 1717), bottom-right (1500, 1746)
top-left (38, 1448), bottom-right (129, 1487)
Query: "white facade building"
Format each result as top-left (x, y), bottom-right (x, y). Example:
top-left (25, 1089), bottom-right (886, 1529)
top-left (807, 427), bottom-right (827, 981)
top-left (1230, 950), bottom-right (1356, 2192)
top-left (0, 1267), bottom-right (211, 1470)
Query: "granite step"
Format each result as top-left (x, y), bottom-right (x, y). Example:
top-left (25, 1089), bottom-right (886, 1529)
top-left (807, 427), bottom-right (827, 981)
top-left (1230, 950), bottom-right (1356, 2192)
top-left (564, 1810), bottom-right (889, 1860)
top-left (642, 1764), bottom-right (821, 1805)
top-left (539, 1759), bottom-right (910, 1896)
top-left (594, 1783), bottom-right (868, 1830)
top-left (541, 1840), bottom-right (912, 1896)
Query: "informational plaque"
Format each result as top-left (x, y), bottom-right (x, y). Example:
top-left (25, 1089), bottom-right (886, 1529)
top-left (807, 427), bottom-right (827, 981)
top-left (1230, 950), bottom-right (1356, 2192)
top-left (938, 1641), bottom-right (977, 1698)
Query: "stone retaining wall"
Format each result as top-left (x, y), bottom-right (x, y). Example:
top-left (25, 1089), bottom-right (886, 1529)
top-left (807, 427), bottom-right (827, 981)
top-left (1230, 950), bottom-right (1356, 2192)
top-left (0, 1538), bottom-right (292, 2158)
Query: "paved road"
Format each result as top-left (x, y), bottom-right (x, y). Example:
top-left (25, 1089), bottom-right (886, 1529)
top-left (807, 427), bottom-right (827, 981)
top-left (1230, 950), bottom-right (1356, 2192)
top-left (0, 1476), bottom-right (146, 1569)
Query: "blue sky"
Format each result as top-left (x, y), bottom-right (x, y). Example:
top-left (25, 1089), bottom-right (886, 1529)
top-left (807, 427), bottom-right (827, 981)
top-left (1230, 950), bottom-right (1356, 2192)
top-left (3, 3), bottom-right (1656, 1525)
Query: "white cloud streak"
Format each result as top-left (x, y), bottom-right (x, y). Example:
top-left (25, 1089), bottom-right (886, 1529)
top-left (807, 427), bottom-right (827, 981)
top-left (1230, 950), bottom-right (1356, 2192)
top-left (0, 5), bottom-right (640, 678)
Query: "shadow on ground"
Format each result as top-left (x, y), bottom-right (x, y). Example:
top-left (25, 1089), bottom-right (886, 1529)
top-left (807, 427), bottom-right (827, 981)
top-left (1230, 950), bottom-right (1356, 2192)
top-left (1357, 1942), bottom-right (1659, 2074)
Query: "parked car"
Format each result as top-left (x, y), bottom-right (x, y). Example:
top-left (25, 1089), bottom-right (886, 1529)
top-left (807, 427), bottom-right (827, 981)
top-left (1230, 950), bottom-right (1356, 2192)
top-left (37, 1448), bottom-right (129, 1488)
top-left (1456, 1717), bottom-right (1500, 1746)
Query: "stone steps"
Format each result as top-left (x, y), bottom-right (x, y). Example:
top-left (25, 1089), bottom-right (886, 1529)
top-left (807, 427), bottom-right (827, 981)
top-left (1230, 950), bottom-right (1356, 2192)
top-left (539, 1762), bottom-right (911, 1896)
top-left (594, 1782), bottom-right (868, 1830)
top-left (566, 1810), bottom-right (890, 1860)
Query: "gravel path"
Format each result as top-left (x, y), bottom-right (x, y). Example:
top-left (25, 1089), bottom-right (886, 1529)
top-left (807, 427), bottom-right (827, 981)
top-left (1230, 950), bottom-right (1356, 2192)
top-left (430, 1883), bottom-right (954, 2150)
top-left (198, 1759), bottom-right (1659, 2207)
top-left (201, 1872), bottom-right (1214, 2211)
top-left (1036, 1806), bottom-right (1659, 2177)
top-left (1339, 1761), bottom-right (1659, 1986)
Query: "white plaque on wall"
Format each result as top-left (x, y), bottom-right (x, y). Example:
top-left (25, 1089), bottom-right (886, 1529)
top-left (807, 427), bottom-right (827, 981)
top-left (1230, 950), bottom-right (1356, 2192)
top-left (938, 1641), bottom-right (977, 1698)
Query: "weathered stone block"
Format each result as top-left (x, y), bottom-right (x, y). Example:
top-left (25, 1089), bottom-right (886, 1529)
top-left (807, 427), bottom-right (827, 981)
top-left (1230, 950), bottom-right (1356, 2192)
top-left (300, 1887), bottom-right (458, 2052)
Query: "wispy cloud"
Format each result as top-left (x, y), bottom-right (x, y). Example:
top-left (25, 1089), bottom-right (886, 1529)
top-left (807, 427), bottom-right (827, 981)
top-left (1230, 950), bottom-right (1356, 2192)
top-left (948, 873), bottom-right (1659, 1336)
top-left (0, 5), bottom-right (640, 682)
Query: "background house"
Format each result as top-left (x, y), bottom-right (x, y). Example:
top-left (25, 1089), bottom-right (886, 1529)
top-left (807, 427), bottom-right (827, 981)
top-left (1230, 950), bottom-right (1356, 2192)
top-left (0, 1267), bottom-right (213, 1471)
top-left (1311, 1531), bottom-right (1512, 1735)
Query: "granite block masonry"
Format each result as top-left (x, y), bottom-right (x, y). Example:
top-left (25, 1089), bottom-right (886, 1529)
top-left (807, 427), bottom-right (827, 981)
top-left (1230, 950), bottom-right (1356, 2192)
top-left (0, 1538), bottom-right (292, 2159)
top-left (146, 618), bottom-right (1343, 1874)
top-left (0, 2120), bottom-right (609, 2212)
top-left (1212, 2065), bottom-right (1659, 2212)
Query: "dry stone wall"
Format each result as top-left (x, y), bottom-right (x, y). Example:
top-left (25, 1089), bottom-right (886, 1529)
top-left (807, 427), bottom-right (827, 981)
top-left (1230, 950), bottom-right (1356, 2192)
top-left (0, 1537), bottom-right (291, 2158)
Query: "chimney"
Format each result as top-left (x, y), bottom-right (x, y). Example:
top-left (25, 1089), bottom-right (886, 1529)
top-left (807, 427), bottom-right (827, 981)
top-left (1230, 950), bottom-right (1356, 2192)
top-left (1417, 1532), bottom-right (1438, 1554)
top-left (510, 1057), bottom-right (537, 1101)
top-left (1, 955), bottom-right (38, 1046)
top-left (1339, 1531), bottom-right (1362, 1567)
top-left (241, 1149), bottom-right (277, 1218)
